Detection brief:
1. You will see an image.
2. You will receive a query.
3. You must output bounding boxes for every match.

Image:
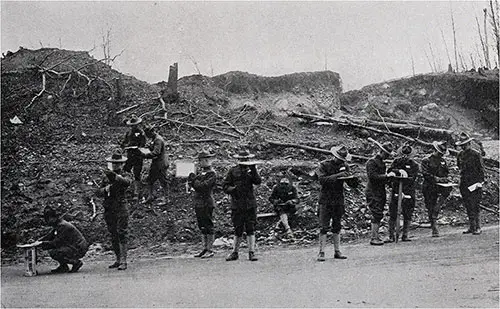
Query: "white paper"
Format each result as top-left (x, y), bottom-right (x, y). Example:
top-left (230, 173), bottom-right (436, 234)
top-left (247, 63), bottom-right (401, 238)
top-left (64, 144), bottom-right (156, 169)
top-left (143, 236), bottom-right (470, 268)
top-left (176, 161), bottom-right (196, 178)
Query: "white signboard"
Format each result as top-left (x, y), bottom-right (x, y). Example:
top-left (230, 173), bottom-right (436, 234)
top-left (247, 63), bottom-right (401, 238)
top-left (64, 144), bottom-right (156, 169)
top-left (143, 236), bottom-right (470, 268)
top-left (175, 161), bottom-right (196, 178)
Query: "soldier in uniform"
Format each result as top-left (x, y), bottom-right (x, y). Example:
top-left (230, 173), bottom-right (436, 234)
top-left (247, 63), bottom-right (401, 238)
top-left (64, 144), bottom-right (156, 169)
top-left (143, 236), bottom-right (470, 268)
top-left (269, 173), bottom-right (299, 239)
top-left (142, 125), bottom-right (169, 205)
top-left (316, 145), bottom-right (359, 261)
top-left (96, 152), bottom-right (131, 270)
top-left (121, 114), bottom-right (146, 197)
top-left (365, 141), bottom-right (394, 246)
top-left (386, 144), bottom-right (419, 242)
top-left (456, 132), bottom-right (485, 235)
top-left (188, 150), bottom-right (217, 258)
top-left (421, 141), bottom-right (451, 237)
top-left (39, 206), bottom-right (89, 273)
top-left (223, 149), bottom-right (262, 262)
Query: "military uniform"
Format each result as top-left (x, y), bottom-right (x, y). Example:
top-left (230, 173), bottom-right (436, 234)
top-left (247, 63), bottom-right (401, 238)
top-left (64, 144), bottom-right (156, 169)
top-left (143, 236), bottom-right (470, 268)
top-left (121, 127), bottom-right (146, 181)
top-left (421, 153), bottom-right (452, 227)
top-left (365, 154), bottom-right (388, 224)
top-left (457, 148), bottom-right (485, 233)
top-left (40, 219), bottom-right (88, 270)
top-left (387, 156), bottom-right (419, 241)
top-left (144, 132), bottom-right (169, 186)
top-left (269, 182), bottom-right (298, 215)
top-left (189, 168), bottom-right (217, 235)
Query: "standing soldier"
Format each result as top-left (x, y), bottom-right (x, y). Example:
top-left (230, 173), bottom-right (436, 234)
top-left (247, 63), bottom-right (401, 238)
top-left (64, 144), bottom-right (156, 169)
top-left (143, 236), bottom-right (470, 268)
top-left (386, 144), bottom-right (419, 242)
top-left (365, 141), bottom-right (394, 246)
top-left (456, 132), bottom-right (485, 235)
top-left (223, 149), bottom-right (262, 262)
top-left (142, 125), bottom-right (169, 205)
top-left (121, 114), bottom-right (146, 197)
top-left (96, 151), bottom-right (131, 270)
top-left (316, 145), bottom-right (359, 261)
top-left (188, 150), bottom-right (217, 258)
top-left (269, 173), bottom-right (299, 239)
top-left (421, 141), bottom-right (451, 237)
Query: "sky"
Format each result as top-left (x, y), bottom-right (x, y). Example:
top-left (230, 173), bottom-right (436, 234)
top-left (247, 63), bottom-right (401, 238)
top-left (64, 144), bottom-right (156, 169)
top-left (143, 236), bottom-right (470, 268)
top-left (1, 1), bottom-right (497, 90)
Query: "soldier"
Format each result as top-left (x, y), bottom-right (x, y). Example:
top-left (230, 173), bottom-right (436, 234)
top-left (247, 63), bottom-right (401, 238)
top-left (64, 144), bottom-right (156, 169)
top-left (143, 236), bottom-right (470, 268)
top-left (386, 144), bottom-right (420, 242)
top-left (456, 132), bottom-right (485, 235)
top-left (121, 114), bottom-right (146, 197)
top-left (365, 141), bottom-right (394, 246)
top-left (188, 150), bottom-right (217, 258)
top-left (421, 141), bottom-right (451, 237)
top-left (96, 152), bottom-right (131, 270)
top-left (142, 125), bottom-right (169, 205)
top-left (316, 145), bottom-right (359, 261)
top-left (39, 206), bottom-right (89, 273)
top-left (223, 149), bottom-right (262, 262)
top-left (269, 173), bottom-right (299, 239)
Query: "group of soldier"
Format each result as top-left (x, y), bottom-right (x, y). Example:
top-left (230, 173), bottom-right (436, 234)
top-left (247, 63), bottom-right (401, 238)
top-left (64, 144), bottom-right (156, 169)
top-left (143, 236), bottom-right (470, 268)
top-left (34, 114), bottom-right (486, 272)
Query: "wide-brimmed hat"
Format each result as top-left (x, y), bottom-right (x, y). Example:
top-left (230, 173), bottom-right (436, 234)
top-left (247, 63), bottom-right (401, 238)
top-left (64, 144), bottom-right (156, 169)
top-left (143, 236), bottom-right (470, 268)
top-left (233, 149), bottom-right (255, 159)
top-left (432, 141), bottom-right (449, 155)
top-left (455, 132), bottom-right (473, 146)
top-left (106, 152), bottom-right (127, 163)
top-left (126, 114), bottom-right (142, 126)
top-left (330, 145), bottom-right (352, 162)
top-left (376, 141), bottom-right (394, 155)
top-left (198, 150), bottom-right (215, 159)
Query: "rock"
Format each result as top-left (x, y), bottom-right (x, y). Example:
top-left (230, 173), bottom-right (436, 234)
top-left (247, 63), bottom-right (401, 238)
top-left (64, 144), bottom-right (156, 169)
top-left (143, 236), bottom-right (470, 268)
top-left (213, 237), bottom-right (232, 247)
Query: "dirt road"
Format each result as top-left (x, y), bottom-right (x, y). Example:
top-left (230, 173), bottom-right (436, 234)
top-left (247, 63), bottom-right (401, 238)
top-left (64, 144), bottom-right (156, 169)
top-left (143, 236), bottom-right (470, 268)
top-left (2, 225), bottom-right (498, 308)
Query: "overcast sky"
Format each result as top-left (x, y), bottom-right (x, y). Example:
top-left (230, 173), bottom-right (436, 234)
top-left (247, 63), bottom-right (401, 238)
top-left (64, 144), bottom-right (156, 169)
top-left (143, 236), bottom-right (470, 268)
top-left (1, 1), bottom-right (496, 90)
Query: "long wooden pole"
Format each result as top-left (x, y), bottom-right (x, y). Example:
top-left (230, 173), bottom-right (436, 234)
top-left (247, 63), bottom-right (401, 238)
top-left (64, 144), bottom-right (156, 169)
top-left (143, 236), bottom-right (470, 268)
top-left (484, 8), bottom-right (491, 68)
top-left (451, 5), bottom-right (459, 71)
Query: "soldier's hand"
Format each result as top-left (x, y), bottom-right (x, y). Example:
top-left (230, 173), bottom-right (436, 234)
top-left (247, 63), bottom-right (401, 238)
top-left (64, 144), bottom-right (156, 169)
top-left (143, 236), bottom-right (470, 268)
top-left (104, 169), bottom-right (116, 181)
top-left (337, 171), bottom-right (349, 178)
top-left (226, 186), bottom-right (236, 193)
top-left (386, 171), bottom-right (397, 178)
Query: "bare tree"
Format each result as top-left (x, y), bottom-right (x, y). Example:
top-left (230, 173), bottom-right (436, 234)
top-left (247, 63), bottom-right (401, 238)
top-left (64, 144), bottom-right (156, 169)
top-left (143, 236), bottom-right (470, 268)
top-left (490, 0), bottom-right (500, 66)
top-left (450, 5), bottom-right (459, 71)
top-left (484, 8), bottom-right (491, 68)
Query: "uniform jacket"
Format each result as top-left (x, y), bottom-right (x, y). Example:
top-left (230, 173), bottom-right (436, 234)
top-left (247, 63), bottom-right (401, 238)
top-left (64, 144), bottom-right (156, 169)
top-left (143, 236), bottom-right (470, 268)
top-left (387, 156), bottom-right (420, 193)
top-left (317, 159), bottom-right (357, 206)
top-left (421, 153), bottom-right (449, 190)
top-left (189, 168), bottom-right (217, 208)
top-left (457, 148), bottom-right (485, 186)
top-left (223, 165), bottom-right (262, 209)
top-left (96, 169), bottom-right (131, 213)
top-left (269, 183), bottom-right (298, 205)
top-left (145, 133), bottom-right (169, 171)
top-left (121, 127), bottom-right (146, 158)
top-left (365, 154), bottom-right (388, 197)
top-left (40, 219), bottom-right (88, 253)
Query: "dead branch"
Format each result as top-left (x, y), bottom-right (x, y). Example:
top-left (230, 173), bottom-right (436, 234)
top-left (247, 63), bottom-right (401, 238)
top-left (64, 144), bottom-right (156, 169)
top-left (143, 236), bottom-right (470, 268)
top-left (182, 139), bottom-right (231, 143)
top-left (266, 139), bottom-right (371, 161)
top-left (59, 74), bottom-right (72, 95)
top-left (25, 73), bottom-right (46, 110)
top-left (154, 116), bottom-right (239, 138)
top-left (209, 110), bottom-right (245, 136)
top-left (480, 204), bottom-right (499, 214)
top-left (116, 104), bottom-right (139, 115)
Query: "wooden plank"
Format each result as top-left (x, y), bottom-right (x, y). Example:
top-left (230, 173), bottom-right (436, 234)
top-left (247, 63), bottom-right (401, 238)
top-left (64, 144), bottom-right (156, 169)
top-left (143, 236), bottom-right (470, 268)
top-left (257, 212), bottom-right (278, 218)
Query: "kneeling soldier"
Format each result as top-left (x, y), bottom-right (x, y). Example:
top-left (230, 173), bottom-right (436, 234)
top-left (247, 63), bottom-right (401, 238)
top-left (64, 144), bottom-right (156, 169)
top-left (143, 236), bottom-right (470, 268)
top-left (386, 144), bottom-right (419, 242)
top-left (39, 206), bottom-right (89, 273)
top-left (316, 145), bottom-right (359, 261)
top-left (188, 150), bottom-right (217, 258)
top-left (269, 174), bottom-right (299, 239)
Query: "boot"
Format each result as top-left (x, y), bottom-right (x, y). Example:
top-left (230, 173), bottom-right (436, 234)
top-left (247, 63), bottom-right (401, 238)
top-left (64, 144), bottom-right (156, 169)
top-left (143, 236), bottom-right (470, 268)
top-left (118, 242), bottom-right (127, 270)
top-left (385, 220), bottom-right (395, 243)
top-left (70, 260), bottom-right (83, 273)
top-left (402, 220), bottom-right (411, 241)
top-left (431, 220), bottom-right (440, 237)
top-left (473, 214), bottom-right (482, 235)
top-left (51, 263), bottom-right (69, 273)
top-left (333, 233), bottom-right (347, 259)
top-left (463, 216), bottom-right (474, 234)
top-left (317, 234), bottom-right (327, 261)
top-left (370, 223), bottom-right (384, 245)
top-left (145, 184), bottom-right (155, 204)
top-left (247, 235), bottom-right (258, 261)
top-left (201, 234), bottom-right (215, 258)
top-left (226, 236), bottom-right (241, 261)
top-left (109, 240), bottom-right (121, 268)
top-left (195, 234), bottom-right (208, 257)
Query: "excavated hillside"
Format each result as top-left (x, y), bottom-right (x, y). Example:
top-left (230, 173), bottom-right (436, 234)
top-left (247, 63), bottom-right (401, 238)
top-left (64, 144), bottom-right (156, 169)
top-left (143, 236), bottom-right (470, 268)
top-left (1, 47), bottom-right (498, 263)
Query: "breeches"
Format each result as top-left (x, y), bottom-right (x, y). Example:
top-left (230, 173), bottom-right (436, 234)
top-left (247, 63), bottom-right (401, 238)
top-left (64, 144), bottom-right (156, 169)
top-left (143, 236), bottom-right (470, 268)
top-left (104, 210), bottom-right (129, 244)
top-left (389, 194), bottom-right (415, 221)
top-left (366, 192), bottom-right (386, 223)
top-left (146, 166), bottom-right (168, 186)
top-left (460, 185), bottom-right (482, 222)
top-left (195, 207), bottom-right (214, 235)
top-left (231, 207), bottom-right (257, 237)
top-left (48, 246), bottom-right (85, 263)
top-left (124, 156), bottom-right (143, 181)
top-left (318, 203), bottom-right (344, 234)
top-left (423, 186), bottom-right (452, 220)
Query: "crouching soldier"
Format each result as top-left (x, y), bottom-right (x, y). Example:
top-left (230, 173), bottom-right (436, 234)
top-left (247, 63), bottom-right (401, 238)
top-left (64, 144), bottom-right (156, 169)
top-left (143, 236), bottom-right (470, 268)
top-left (39, 206), bottom-right (88, 273)
top-left (316, 145), bottom-right (359, 261)
top-left (421, 141), bottom-right (451, 237)
top-left (121, 114), bottom-right (146, 197)
top-left (269, 174), bottom-right (299, 239)
top-left (456, 132), bottom-right (485, 235)
top-left (365, 141), bottom-right (394, 246)
top-left (386, 144), bottom-right (419, 242)
top-left (188, 150), bottom-right (217, 258)
top-left (96, 152), bottom-right (131, 270)
top-left (223, 149), bottom-right (262, 262)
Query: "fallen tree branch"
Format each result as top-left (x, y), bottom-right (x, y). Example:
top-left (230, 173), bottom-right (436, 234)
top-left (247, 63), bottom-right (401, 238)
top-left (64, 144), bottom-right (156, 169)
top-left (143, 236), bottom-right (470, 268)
top-left (25, 73), bottom-right (46, 110)
top-left (116, 104), bottom-right (139, 115)
top-left (182, 138), bottom-right (231, 143)
top-left (479, 204), bottom-right (499, 214)
top-left (154, 116), bottom-right (239, 138)
top-left (209, 110), bottom-right (245, 136)
top-left (266, 139), bottom-right (371, 161)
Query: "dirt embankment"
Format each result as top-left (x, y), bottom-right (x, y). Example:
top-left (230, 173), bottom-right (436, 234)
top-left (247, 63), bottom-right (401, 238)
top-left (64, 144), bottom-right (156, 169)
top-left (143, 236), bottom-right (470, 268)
top-left (1, 47), bottom-right (498, 263)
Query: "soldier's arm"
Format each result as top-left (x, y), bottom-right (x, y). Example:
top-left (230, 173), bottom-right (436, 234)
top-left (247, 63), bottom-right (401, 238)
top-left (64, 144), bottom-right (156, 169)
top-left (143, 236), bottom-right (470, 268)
top-left (120, 132), bottom-right (130, 149)
top-left (192, 171), bottom-right (217, 191)
top-left (269, 186), bottom-right (280, 204)
top-left (144, 139), bottom-right (161, 159)
top-left (366, 160), bottom-right (386, 180)
top-left (250, 166), bottom-right (262, 185)
top-left (139, 130), bottom-right (147, 147)
top-left (95, 176), bottom-right (109, 197)
top-left (420, 158), bottom-right (434, 182)
top-left (223, 169), bottom-right (236, 194)
top-left (114, 173), bottom-right (132, 188)
top-left (478, 153), bottom-right (486, 181)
